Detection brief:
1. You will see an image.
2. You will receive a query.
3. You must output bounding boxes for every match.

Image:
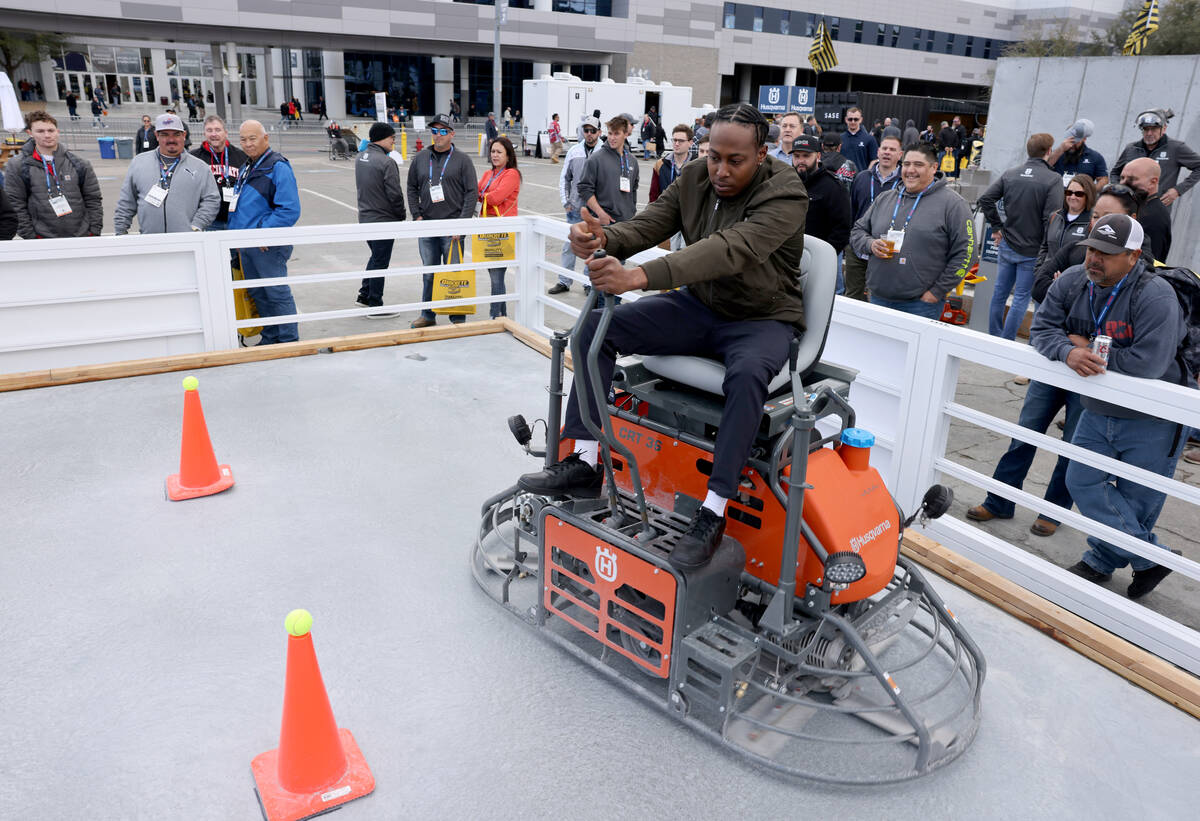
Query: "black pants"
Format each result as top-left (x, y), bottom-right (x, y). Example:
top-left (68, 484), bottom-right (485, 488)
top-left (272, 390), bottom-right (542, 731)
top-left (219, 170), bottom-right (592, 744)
top-left (359, 239), bottom-right (394, 305)
top-left (563, 289), bottom-right (794, 498)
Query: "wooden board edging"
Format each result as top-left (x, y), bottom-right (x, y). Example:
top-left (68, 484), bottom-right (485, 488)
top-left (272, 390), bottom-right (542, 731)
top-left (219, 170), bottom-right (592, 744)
top-left (0, 320), bottom-right (508, 392)
top-left (902, 531), bottom-right (1200, 719)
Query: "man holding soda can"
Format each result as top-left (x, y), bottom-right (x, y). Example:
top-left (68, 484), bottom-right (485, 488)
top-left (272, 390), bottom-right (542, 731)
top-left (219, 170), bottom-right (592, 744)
top-left (1030, 213), bottom-right (1193, 600)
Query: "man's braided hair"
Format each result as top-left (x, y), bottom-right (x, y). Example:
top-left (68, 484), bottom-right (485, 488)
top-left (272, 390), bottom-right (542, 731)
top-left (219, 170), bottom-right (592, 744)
top-left (711, 103), bottom-right (768, 147)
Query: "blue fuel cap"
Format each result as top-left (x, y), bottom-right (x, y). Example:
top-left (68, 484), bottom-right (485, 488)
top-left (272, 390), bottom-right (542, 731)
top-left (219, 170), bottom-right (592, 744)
top-left (841, 427), bottom-right (875, 448)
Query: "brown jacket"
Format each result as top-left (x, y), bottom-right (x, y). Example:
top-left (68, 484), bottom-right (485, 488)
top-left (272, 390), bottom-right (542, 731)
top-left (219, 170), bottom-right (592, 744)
top-left (602, 155), bottom-right (808, 329)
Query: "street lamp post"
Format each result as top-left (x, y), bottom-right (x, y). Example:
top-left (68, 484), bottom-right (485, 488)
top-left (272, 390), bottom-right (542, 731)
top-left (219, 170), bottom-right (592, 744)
top-left (493, 0), bottom-right (506, 123)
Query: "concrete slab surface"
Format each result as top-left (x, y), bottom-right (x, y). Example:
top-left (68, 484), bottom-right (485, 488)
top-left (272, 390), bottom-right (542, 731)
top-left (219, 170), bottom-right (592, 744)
top-left (3, 333), bottom-right (1198, 820)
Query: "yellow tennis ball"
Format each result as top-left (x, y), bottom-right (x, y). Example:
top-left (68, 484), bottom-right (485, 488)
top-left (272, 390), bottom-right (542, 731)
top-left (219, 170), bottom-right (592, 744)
top-left (285, 609), bottom-right (313, 636)
top-left (182, 376), bottom-right (199, 391)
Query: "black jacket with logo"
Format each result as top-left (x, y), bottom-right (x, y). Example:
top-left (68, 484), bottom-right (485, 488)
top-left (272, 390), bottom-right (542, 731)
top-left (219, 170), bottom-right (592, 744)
top-left (1113, 135), bottom-right (1200, 199)
top-left (978, 157), bottom-right (1063, 257)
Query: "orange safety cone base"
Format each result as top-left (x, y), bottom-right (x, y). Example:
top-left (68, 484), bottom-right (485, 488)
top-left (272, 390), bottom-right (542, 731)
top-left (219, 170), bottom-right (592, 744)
top-left (166, 464), bottom-right (235, 501)
top-left (251, 727), bottom-right (375, 821)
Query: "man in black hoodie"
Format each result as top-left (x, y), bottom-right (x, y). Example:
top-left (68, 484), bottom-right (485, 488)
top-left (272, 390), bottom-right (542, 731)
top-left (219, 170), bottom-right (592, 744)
top-left (790, 135), bottom-right (850, 252)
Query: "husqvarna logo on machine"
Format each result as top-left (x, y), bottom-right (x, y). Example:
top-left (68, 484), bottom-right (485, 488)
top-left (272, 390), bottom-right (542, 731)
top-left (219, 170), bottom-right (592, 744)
top-left (849, 520), bottom-right (892, 552)
top-left (594, 545), bottom-right (618, 582)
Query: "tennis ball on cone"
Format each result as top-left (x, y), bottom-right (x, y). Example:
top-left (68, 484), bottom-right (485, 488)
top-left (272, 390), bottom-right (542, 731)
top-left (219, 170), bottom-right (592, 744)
top-left (285, 609), bottom-right (313, 636)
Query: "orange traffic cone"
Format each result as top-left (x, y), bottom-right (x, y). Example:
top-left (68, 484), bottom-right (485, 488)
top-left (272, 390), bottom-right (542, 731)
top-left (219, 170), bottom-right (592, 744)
top-left (166, 376), bottom-right (234, 501)
top-left (252, 610), bottom-right (375, 821)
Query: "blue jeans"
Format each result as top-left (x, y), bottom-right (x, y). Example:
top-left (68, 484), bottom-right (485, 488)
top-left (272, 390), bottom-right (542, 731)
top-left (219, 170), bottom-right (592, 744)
top-left (869, 294), bottom-right (942, 320)
top-left (982, 381), bottom-right (1083, 522)
top-left (488, 267), bottom-right (507, 318)
top-left (359, 238), bottom-right (394, 306)
top-left (418, 234), bottom-right (465, 323)
top-left (989, 240), bottom-right (1037, 340)
top-left (559, 209), bottom-right (581, 286)
top-left (239, 246), bottom-right (298, 344)
top-left (1067, 410), bottom-right (1187, 574)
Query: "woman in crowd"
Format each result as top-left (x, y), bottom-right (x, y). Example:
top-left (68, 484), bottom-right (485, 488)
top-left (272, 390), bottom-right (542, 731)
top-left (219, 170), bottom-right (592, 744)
top-left (1033, 174), bottom-right (1096, 285)
top-left (477, 136), bottom-right (522, 318)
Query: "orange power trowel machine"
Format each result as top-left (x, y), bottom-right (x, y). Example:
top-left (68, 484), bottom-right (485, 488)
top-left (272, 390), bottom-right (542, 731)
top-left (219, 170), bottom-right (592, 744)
top-left (473, 238), bottom-right (985, 784)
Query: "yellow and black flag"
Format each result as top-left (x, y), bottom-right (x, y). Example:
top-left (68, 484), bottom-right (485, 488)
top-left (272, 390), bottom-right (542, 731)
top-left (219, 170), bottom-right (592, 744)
top-left (809, 19), bottom-right (839, 73)
top-left (1122, 0), bottom-right (1160, 55)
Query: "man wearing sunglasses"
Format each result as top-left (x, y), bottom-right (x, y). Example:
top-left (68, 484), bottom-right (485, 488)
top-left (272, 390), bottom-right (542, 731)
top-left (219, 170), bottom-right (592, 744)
top-left (839, 106), bottom-right (876, 173)
top-left (552, 116), bottom-right (602, 295)
top-left (1112, 109), bottom-right (1200, 208)
top-left (407, 114), bottom-right (478, 327)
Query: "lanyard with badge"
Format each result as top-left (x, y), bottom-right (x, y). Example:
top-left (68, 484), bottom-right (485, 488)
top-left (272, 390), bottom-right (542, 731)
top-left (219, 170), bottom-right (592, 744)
top-left (142, 127), bottom-right (152, 150)
top-left (885, 180), bottom-right (936, 253)
top-left (619, 148), bottom-right (632, 193)
top-left (144, 153), bottom-right (181, 208)
top-left (229, 148), bottom-right (271, 214)
top-left (1087, 274), bottom-right (1130, 340)
top-left (429, 145), bottom-right (454, 204)
top-left (869, 169), bottom-right (898, 204)
top-left (478, 168), bottom-right (507, 216)
top-left (40, 154), bottom-right (73, 217)
top-left (210, 144), bottom-right (236, 202)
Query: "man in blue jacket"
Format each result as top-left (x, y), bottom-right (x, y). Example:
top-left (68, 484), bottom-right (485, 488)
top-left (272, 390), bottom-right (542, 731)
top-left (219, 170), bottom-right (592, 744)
top-left (228, 120), bottom-right (302, 345)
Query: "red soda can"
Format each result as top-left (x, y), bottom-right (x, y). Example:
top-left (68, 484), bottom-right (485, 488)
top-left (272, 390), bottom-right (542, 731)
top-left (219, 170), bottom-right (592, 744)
top-left (1091, 334), bottom-right (1112, 365)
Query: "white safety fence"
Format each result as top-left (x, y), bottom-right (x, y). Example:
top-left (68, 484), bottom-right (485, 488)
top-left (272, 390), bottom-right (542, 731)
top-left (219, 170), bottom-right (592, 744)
top-left (3, 216), bottom-right (1199, 674)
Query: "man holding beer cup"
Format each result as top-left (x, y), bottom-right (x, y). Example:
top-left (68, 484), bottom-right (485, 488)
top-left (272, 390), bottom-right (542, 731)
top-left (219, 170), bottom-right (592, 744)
top-left (849, 143), bottom-right (974, 318)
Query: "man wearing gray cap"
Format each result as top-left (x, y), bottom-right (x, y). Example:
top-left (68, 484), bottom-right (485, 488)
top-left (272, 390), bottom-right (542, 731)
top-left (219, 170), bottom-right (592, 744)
top-left (1030, 213), bottom-right (1192, 600)
top-left (1049, 119), bottom-right (1108, 187)
top-left (1113, 109), bottom-right (1200, 207)
top-left (114, 113), bottom-right (220, 235)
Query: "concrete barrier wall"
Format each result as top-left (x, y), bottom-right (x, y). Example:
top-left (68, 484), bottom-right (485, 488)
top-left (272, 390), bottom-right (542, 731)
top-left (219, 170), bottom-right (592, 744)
top-left (983, 55), bottom-right (1200, 271)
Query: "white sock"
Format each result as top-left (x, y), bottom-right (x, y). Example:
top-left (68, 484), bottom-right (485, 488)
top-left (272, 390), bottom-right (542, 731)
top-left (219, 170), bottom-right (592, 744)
top-left (576, 439), bottom-right (599, 467)
top-left (702, 490), bottom-right (728, 516)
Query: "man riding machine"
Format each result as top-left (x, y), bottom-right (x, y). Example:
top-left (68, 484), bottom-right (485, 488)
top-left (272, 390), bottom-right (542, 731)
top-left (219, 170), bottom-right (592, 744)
top-left (474, 104), bottom-right (985, 783)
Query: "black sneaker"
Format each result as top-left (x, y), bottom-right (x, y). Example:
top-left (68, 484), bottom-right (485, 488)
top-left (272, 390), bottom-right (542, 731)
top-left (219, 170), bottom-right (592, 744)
top-left (669, 507), bottom-right (726, 571)
top-left (1067, 560), bottom-right (1112, 585)
top-left (1127, 550), bottom-right (1181, 600)
top-left (356, 296), bottom-right (371, 308)
top-left (518, 454), bottom-right (603, 498)
top-left (547, 283), bottom-right (569, 295)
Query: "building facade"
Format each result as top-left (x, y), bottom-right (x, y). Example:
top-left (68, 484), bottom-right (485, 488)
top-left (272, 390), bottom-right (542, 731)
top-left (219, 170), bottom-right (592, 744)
top-left (4, 0), bottom-right (1125, 119)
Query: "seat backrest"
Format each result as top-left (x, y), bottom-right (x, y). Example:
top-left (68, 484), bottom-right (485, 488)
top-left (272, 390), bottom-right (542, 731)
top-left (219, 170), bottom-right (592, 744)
top-left (794, 234), bottom-right (838, 377)
top-left (638, 234), bottom-right (840, 396)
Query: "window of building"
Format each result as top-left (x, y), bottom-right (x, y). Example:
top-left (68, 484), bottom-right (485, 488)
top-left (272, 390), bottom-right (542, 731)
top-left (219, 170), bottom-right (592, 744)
top-left (724, 2), bottom-right (735, 28)
top-left (945, 33), bottom-right (955, 54)
top-left (965, 35), bottom-right (975, 57)
top-left (854, 20), bottom-right (863, 43)
top-left (805, 13), bottom-right (816, 36)
top-left (891, 25), bottom-right (901, 47)
top-left (753, 7), bottom-right (763, 32)
top-left (551, 0), bottom-right (613, 16)
top-left (912, 29), bottom-right (922, 50)
top-left (830, 17), bottom-right (840, 39)
top-left (876, 23), bottom-right (886, 46)
top-left (983, 39), bottom-right (992, 59)
top-left (925, 30), bottom-right (936, 52)
top-left (780, 10), bottom-right (790, 35)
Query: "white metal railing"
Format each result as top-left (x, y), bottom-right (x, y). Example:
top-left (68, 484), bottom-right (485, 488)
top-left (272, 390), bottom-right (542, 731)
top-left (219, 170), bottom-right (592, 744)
top-left (3, 217), bottom-right (1199, 674)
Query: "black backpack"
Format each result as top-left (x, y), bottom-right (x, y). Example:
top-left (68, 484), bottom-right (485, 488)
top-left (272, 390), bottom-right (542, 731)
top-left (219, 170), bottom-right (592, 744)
top-left (1154, 266), bottom-right (1200, 379)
